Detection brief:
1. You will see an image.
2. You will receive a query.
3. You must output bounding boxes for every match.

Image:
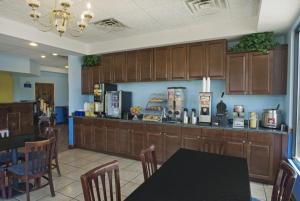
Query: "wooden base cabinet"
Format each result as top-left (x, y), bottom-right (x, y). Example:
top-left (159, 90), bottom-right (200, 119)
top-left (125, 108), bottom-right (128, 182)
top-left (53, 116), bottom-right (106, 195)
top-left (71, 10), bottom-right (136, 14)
top-left (74, 118), bottom-right (287, 183)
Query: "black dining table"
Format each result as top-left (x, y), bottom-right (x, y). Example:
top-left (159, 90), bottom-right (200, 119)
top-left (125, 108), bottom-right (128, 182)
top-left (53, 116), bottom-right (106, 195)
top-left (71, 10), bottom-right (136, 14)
top-left (125, 149), bottom-right (251, 201)
top-left (0, 134), bottom-right (46, 164)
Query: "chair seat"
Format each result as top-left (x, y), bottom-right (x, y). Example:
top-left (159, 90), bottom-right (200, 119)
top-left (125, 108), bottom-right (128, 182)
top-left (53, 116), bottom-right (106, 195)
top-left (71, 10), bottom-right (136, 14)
top-left (0, 152), bottom-right (12, 165)
top-left (7, 163), bottom-right (48, 176)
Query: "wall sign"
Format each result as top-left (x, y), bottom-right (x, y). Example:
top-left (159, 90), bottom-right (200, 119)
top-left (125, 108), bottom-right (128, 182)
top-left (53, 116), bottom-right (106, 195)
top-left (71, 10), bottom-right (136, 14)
top-left (24, 81), bottom-right (32, 88)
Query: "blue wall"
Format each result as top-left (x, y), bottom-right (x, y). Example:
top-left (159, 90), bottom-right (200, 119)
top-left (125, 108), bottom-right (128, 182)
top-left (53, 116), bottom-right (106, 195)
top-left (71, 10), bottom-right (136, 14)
top-left (118, 80), bottom-right (286, 121)
top-left (13, 71), bottom-right (68, 106)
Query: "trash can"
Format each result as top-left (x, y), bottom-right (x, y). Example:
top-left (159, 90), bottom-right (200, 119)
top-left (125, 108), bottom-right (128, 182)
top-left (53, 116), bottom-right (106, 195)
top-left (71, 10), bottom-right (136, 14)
top-left (55, 106), bottom-right (68, 124)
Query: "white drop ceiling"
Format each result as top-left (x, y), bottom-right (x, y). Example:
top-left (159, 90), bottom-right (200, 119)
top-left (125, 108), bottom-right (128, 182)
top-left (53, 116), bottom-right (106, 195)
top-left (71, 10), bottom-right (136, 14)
top-left (0, 0), bottom-right (299, 66)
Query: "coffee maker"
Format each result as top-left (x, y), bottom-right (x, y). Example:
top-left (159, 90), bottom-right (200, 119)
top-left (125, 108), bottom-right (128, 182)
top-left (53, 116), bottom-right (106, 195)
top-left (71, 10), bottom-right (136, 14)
top-left (167, 87), bottom-right (186, 122)
top-left (94, 83), bottom-right (117, 116)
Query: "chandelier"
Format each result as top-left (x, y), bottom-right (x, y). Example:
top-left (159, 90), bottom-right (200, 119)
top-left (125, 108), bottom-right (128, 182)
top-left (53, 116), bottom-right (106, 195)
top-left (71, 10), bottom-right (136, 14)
top-left (25, 0), bottom-right (94, 37)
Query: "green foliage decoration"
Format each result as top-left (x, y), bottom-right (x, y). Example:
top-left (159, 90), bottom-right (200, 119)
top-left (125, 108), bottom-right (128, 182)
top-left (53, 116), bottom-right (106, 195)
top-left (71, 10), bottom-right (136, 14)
top-left (230, 32), bottom-right (278, 54)
top-left (82, 55), bottom-right (100, 67)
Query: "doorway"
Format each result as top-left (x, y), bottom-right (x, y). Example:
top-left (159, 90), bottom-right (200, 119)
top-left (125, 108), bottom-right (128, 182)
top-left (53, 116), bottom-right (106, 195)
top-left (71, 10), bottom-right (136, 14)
top-left (35, 83), bottom-right (54, 107)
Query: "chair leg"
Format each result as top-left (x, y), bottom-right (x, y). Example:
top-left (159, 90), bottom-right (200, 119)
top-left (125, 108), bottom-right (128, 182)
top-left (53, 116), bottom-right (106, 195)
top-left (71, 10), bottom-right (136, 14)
top-left (55, 157), bottom-right (61, 177)
top-left (1, 185), bottom-right (6, 199)
top-left (25, 179), bottom-right (30, 201)
top-left (48, 172), bottom-right (55, 197)
top-left (7, 175), bottom-right (12, 198)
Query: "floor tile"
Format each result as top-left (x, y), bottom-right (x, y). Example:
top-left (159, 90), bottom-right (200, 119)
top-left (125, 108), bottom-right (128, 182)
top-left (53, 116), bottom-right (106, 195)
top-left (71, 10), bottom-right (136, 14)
top-left (37, 192), bottom-right (73, 201)
top-left (57, 181), bottom-right (83, 198)
top-left (121, 182), bottom-right (140, 197)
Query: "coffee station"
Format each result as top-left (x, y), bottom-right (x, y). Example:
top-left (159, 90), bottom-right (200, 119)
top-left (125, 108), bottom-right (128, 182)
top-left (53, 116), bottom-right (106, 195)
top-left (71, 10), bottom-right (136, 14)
top-left (75, 76), bottom-right (286, 132)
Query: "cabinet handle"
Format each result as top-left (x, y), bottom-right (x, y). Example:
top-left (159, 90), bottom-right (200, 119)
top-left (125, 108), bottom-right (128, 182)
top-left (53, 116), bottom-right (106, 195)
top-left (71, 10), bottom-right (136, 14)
top-left (197, 136), bottom-right (200, 139)
top-left (248, 141), bottom-right (252, 145)
top-left (242, 140), bottom-right (245, 144)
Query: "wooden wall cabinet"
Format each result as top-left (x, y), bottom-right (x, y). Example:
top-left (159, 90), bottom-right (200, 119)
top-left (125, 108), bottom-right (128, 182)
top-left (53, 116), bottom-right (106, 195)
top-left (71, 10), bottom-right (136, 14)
top-left (169, 44), bottom-right (187, 80)
top-left (206, 40), bottom-right (226, 79)
top-left (187, 42), bottom-right (206, 79)
top-left (138, 49), bottom-right (153, 81)
top-left (126, 51), bottom-right (138, 82)
top-left (102, 54), bottom-right (114, 83)
top-left (153, 47), bottom-right (170, 81)
top-left (226, 45), bottom-right (287, 95)
top-left (81, 67), bottom-right (94, 94)
top-left (114, 52), bottom-right (126, 83)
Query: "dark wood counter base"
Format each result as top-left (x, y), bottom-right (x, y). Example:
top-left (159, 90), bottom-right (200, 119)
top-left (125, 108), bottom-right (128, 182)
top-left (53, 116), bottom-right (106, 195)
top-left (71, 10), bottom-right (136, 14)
top-left (73, 117), bottom-right (288, 184)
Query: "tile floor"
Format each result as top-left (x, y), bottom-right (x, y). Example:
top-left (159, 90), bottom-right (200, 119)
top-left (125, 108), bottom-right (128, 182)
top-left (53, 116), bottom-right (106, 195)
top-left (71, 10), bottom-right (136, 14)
top-left (1, 148), bottom-right (273, 201)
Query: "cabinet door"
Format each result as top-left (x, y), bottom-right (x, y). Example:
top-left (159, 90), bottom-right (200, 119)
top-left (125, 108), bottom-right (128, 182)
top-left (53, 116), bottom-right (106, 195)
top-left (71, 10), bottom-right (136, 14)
top-left (146, 124), bottom-right (163, 162)
top-left (114, 52), bottom-right (126, 83)
top-left (94, 119), bottom-right (107, 152)
top-left (106, 121), bottom-right (119, 153)
top-left (138, 49), bottom-right (153, 81)
top-left (131, 124), bottom-right (145, 158)
top-left (74, 118), bottom-right (83, 147)
top-left (20, 113), bottom-right (33, 134)
top-left (81, 68), bottom-right (89, 94)
top-left (181, 127), bottom-right (201, 151)
top-left (81, 119), bottom-right (94, 149)
top-left (102, 54), bottom-right (114, 83)
top-left (187, 42), bottom-right (206, 79)
top-left (249, 52), bottom-right (272, 94)
top-left (126, 51), bottom-right (138, 82)
top-left (7, 112), bottom-right (21, 135)
top-left (0, 107), bottom-right (7, 130)
top-left (226, 53), bottom-right (248, 94)
top-left (87, 68), bottom-right (94, 93)
top-left (93, 66), bottom-right (101, 86)
top-left (169, 44), bottom-right (187, 80)
top-left (206, 40), bottom-right (226, 79)
top-left (223, 130), bottom-right (247, 158)
top-left (154, 47), bottom-right (170, 81)
top-left (118, 123), bottom-right (131, 155)
top-left (247, 132), bottom-right (274, 182)
top-left (163, 125), bottom-right (181, 161)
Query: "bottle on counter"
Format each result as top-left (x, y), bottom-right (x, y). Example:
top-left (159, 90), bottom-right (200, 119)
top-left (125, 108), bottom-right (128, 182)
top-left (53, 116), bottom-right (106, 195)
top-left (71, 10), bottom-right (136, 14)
top-left (249, 112), bottom-right (258, 129)
top-left (183, 108), bottom-right (189, 124)
top-left (191, 109), bottom-right (197, 125)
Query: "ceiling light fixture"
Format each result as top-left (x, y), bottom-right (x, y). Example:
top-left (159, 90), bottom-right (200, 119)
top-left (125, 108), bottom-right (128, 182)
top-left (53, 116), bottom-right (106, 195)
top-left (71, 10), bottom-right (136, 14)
top-left (41, 55), bottom-right (46, 58)
top-left (25, 0), bottom-right (94, 37)
top-left (52, 53), bottom-right (58, 56)
top-left (65, 65), bottom-right (69, 68)
top-left (29, 42), bottom-right (38, 47)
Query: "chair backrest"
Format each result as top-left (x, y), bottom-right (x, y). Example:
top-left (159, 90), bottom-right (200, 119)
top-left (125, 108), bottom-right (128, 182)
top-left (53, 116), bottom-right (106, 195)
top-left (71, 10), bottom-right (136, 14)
top-left (24, 138), bottom-right (54, 177)
top-left (80, 160), bottom-right (121, 201)
top-left (44, 127), bottom-right (58, 158)
top-left (271, 160), bottom-right (297, 201)
top-left (140, 145), bottom-right (158, 181)
top-left (200, 139), bottom-right (225, 155)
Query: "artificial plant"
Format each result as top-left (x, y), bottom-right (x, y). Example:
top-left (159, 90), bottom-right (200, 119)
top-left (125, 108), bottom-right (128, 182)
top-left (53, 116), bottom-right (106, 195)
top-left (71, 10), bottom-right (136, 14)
top-left (82, 55), bottom-right (100, 67)
top-left (230, 32), bottom-right (278, 54)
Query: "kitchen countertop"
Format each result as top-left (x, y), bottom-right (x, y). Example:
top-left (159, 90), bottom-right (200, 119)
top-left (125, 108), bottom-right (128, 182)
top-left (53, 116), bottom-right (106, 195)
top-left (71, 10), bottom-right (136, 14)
top-left (73, 116), bottom-right (288, 135)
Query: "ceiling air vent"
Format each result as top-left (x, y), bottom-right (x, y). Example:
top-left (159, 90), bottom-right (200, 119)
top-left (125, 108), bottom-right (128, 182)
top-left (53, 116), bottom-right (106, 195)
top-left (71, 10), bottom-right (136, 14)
top-left (93, 18), bottom-right (127, 32)
top-left (184, 0), bottom-right (228, 14)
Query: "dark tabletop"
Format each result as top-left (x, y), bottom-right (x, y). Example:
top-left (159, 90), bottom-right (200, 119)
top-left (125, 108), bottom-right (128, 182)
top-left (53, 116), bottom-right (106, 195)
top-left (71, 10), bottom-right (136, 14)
top-left (0, 134), bottom-right (46, 151)
top-left (125, 149), bottom-right (251, 201)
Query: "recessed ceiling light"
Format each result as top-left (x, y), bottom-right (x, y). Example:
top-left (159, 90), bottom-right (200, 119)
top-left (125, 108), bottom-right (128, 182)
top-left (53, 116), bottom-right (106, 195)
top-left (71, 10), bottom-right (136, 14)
top-left (65, 65), bottom-right (69, 69)
top-left (52, 53), bottom-right (58, 56)
top-left (41, 55), bottom-right (46, 58)
top-left (29, 42), bottom-right (38, 47)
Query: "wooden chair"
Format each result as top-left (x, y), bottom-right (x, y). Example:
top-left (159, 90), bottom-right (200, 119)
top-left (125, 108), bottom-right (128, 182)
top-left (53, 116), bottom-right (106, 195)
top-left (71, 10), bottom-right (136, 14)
top-left (271, 160), bottom-right (297, 201)
top-left (7, 138), bottom-right (55, 201)
top-left (0, 151), bottom-right (12, 167)
top-left (44, 127), bottom-right (61, 177)
top-left (0, 168), bottom-right (6, 198)
top-left (200, 139), bottom-right (225, 155)
top-left (80, 160), bottom-right (121, 201)
top-left (139, 145), bottom-right (158, 181)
